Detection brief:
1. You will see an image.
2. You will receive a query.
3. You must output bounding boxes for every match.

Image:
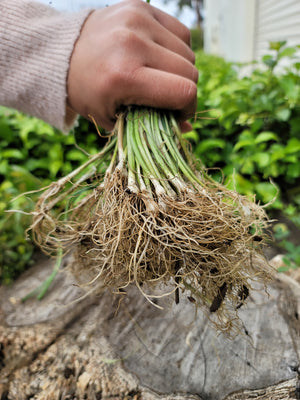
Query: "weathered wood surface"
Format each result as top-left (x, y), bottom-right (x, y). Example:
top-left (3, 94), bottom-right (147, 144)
top-left (0, 255), bottom-right (299, 400)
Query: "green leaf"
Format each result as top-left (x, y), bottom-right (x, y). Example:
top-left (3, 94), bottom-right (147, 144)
top-left (250, 119), bottom-right (264, 134)
top-left (279, 77), bottom-right (299, 100)
top-left (241, 159), bottom-right (254, 175)
top-left (196, 138), bottom-right (226, 153)
top-left (290, 118), bottom-right (300, 136)
top-left (182, 130), bottom-right (199, 143)
top-left (287, 163), bottom-right (300, 179)
top-left (270, 144), bottom-right (286, 162)
top-left (278, 47), bottom-right (297, 59)
top-left (233, 139), bottom-right (253, 151)
top-left (254, 132), bottom-right (278, 144)
top-left (275, 108), bottom-right (291, 121)
top-left (269, 41), bottom-right (286, 51)
top-left (284, 155), bottom-right (297, 163)
top-left (273, 223), bottom-right (290, 240)
top-left (1, 149), bottom-right (24, 159)
top-left (0, 180), bottom-right (13, 191)
top-left (233, 130), bottom-right (254, 151)
top-left (49, 160), bottom-right (63, 177)
top-left (255, 182), bottom-right (278, 204)
top-left (49, 143), bottom-right (63, 161)
top-left (0, 160), bottom-right (9, 175)
top-left (285, 138), bottom-right (300, 153)
top-left (66, 149), bottom-right (88, 162)
top-left (25, 158), bottom-right (50, 171)
top-left (225, 173), bottom-right (254, 195)
top-left (0, 121), bottom-right (14, 141)
top-left (236, 113), bottom-right (250, 125)
top-left (266, 162), bottom-right (280, 178)
top-left (262, 55), bottom-right (276, 69)
top-left (251, 152), bottom-right (270, 168)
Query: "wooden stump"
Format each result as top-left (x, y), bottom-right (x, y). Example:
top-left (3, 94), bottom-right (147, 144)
top-left (0, 255), bottom-right (299, 400)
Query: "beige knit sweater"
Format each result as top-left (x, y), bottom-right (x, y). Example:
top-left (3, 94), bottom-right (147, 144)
top-left (0, 0), bottom-right (92, 132)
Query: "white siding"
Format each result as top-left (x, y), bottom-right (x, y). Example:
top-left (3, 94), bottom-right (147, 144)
top-left (204, 0), bottom-right (300, 63)
top-left (254, 0), bottom-right (300, 60)
top-left (204, 0), bottom-right (256, 62)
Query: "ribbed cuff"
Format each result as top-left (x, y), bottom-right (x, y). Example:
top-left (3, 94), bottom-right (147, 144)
top-left (0, 0), bottom-right (93, 132)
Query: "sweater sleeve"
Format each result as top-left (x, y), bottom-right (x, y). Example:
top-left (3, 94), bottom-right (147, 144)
top-left (0, 0), bottom-right (93, 132)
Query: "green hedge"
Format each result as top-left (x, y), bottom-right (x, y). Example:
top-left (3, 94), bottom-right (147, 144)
top-left (0, 110), bottom-right (104, 284)
top-left (189, 41), bottom-right (300, 213)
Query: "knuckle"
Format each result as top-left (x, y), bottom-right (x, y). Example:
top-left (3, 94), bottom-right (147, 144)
top-left (105, 29), bottom-right (144, 88)
top-left (124, 0), bottom-right (143, 7)
top-left (123, 9), bottom-right (142, 27)
top-left (121, 4), bottom-right (148, 29)
top-left (106, 61), bottom-right (138, 91)
top-left (118, 28), bottom-right (143, 51)
top-left (107, 67), bottom-right (126, 88)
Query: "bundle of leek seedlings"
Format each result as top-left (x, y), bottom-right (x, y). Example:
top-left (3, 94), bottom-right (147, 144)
top-left (30, 107), bottom-right (273, 332)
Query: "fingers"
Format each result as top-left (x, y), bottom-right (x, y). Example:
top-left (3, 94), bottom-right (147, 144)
top-left (94, 67), bottom-right (197, 131)
top-left (118, 0), bottom-right (191, 46)
top-left (145, 42), bottom-right (198, 83)
top-left (130, 34), bottom-right (198, 83)
top-left (143, 15), bottom-right (195, 64)
top-left (124, 1), bottom-right (195, 63)
top-left (152, 23), bottom-right (195, 65)
top-left (146, 2), bottom-right (192, 47)
top-left (67, 1), bottom-right (198, 132)
top-left (122, 67), bottom-right (197, 120)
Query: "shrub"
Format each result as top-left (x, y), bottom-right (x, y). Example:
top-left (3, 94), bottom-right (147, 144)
top-left (0, 108), bottom-right (104, 283)
top-left (189, 42), bottom-right (300, 216)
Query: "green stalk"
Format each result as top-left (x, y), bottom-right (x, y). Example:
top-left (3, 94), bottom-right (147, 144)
top-left (128, 110), bottom-right (168, 197)
top-left (149, 112), bottom-right (179, 177)
top-left (135, 160), bottom-right (144, 191)
top-left (106, 136), bottom-right (118, 175)
top-left (169, 113), bottom-right (216, 185)
top-left (138, 109), bottom-right (180, 197)
top-left (127, 111), bottom-right (152, 177)
top-left (133, 112), bottom-right (164, 180)
top-left (126, 113), bottom-right (139, 193)
top-left (116, 113), bottom-right (126, 170)
top-left (142, 115), bottom-right (173, 177)
top-left (169, 113), bottom-right (195, 165)
top-left (136, 159), bottom-right (159, 214)
top-left (65, 136), bottom-right (116, 182)
top-left (143, 114), bottom-right (186, 195)
top-left (159, 115), bottom-right (203, 187)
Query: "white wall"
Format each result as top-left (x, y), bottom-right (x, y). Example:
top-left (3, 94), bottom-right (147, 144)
top-left (254, 0), bottom-right (300, 60)
top-left (204, 0), bottom-right (300, 63)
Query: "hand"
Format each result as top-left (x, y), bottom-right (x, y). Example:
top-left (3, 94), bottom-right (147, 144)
top-left (67, 0), bottom-right (198, 131)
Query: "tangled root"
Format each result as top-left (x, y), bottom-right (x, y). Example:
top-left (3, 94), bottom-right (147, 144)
top-left (30, 109), bottom-right (274, 333)
top-left (32, 170), bottom-right (272, 333)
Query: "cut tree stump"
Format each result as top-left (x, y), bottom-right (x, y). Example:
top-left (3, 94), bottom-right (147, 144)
top-left (0, 255), bottom-right (299, 400)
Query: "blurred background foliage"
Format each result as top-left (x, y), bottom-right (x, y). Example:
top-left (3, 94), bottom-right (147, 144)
top-left (190, 41), bottom-right (300, 210)
top-left (0, 41), bottom-right (299, 284)
top-left (0, 110), bottom-right (105, 284)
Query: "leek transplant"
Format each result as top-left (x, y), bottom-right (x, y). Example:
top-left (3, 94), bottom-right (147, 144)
top-left (31, 107), bottom-right (273, 332)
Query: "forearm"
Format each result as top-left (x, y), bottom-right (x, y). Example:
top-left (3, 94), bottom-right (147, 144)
top-left (0, 0), bottom-right (92, 132)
